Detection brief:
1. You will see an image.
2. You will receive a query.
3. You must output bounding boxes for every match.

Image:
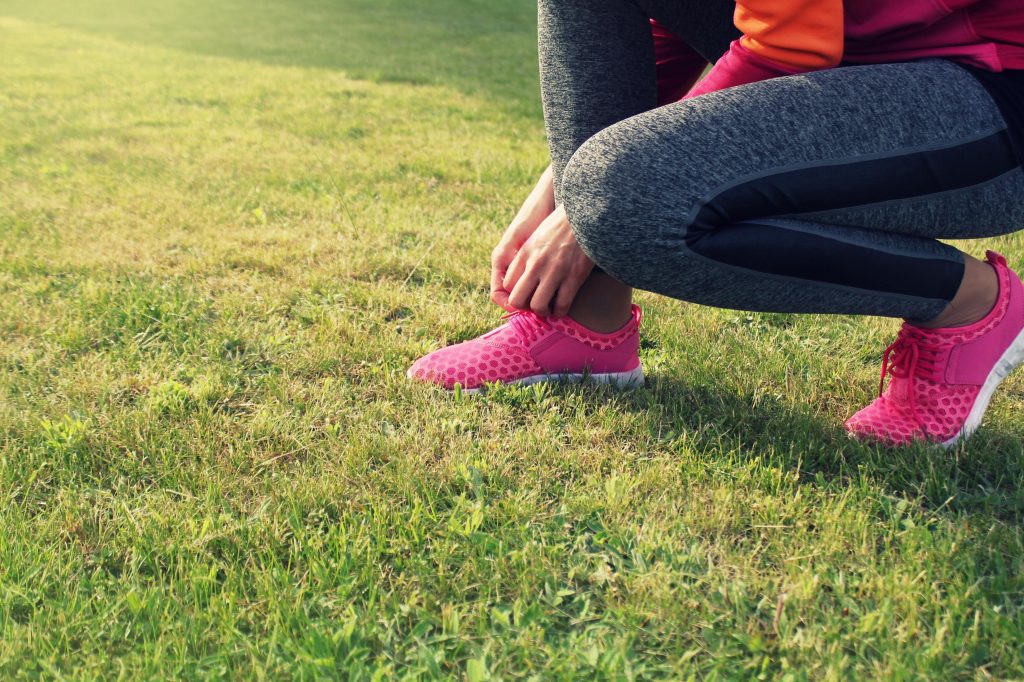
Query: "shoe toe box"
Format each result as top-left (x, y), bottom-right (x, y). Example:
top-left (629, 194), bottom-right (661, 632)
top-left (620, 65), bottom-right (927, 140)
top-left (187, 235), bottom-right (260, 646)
top-left (408, 340), bottom-right (540, 390)
top-left (845, 401), bottom-right (922, 447)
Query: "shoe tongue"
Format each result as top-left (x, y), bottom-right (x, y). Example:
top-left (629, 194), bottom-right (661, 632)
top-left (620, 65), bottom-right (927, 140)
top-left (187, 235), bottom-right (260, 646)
top-left (482, 322), bottom-right (526, 346)
top-left (886, 374), bottom-right (913, 405)
top-left (884, 331), bottom-right (948, 406)
top-left (481, 323), bottom-right (509, 340)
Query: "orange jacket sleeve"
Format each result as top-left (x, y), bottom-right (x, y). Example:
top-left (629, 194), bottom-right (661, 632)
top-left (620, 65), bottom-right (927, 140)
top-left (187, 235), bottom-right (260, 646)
top-left (684, 0), bottom-right (843, 99)
top-left (736, 0), bottom-right (844, 71)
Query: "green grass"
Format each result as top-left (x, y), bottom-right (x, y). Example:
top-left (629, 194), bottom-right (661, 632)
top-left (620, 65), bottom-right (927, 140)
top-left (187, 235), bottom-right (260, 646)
top-left (2, 1), bottom-right (1024, 678)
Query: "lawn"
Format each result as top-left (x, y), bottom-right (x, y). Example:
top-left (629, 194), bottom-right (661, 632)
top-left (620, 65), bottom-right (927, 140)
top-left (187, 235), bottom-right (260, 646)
top-left (2, 1), bottom-right (1024, 678)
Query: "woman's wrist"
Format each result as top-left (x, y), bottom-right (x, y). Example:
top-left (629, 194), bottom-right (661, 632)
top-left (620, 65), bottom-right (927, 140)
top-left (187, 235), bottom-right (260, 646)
top-left (528, 165), bottom-right (555, 217)
top-left (508, 165), bottom-right (555, 238)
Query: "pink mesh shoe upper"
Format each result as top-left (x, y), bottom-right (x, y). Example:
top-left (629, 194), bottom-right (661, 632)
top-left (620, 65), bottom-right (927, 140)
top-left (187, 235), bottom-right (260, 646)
top-left (548, 313), bottom-right (639, 350)
top-left (408, 306), bottom-right (642, 390)
top-left (846, 251), bottom-right (1020, 446)
top-left (846, 327), bottom-right (986, 445)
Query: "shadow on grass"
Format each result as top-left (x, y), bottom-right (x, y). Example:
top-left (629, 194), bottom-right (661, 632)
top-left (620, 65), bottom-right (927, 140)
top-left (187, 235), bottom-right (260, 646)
top-left (580, 374), bottom-right (1024, 523)
top-left (0, 0), bottom-right (541, 117)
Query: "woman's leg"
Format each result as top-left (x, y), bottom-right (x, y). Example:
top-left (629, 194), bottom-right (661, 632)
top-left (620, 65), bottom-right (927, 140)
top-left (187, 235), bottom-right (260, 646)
top-left (557, 57), bottom-right (1024, 446)
top-left (560, 59), bottom-right (1024, 320)
top-left (554, 57), bottom-right (1024, 445)
top-left (408, 1), bottom-right (735, 390)
top-left (538, 0), bottom-right (736, 331)
top-left (539, 0), bottom-right (735, 197)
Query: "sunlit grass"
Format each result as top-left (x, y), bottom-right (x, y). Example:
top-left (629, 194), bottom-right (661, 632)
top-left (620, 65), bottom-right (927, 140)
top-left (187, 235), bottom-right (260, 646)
top-left (2, 3), bottom-right (1024, 678)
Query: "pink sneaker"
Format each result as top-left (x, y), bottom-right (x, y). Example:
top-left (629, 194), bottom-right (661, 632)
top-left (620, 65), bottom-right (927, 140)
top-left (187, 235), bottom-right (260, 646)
top-left (845, 251), bottom-right (1024, 447)
top-left (407, 305), bottom-right (644, 392)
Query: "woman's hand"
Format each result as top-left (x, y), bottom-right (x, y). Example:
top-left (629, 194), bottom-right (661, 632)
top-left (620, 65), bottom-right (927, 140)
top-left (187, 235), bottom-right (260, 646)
top-left (490, 166), bottom-right (556, 311)
top-left (500, 204), bottom-right (595, 318)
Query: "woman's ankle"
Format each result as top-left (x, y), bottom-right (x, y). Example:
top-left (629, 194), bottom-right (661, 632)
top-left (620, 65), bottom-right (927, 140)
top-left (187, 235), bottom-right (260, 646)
top-left (912, 254), bottom-right (998, 329)
top-left (570, 305), bottom-right (633, 333)
top-left (566, 271), bottom-right (633, 333)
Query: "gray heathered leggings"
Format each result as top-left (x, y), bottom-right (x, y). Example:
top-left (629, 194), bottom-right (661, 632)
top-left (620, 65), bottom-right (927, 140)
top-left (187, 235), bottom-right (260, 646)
top-left (539, 0), bottom-right (1024, 320)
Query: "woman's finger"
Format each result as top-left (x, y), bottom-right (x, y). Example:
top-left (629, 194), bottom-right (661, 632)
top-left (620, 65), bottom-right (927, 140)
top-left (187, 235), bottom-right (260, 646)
top-left (491, 238), bottom-right (522, 310)
top-left (551, 268), bottom-right (589, 318)
top-left (529, 271), bottom-right (561, 317)
top-left (491, 288), bottom-right (513, 311)
top-left (490, 260), bottom-right (512, 308)
top-left (502, 248), bottom-right (530, 294)
top-left (507, 273), bottom-right (539, 311)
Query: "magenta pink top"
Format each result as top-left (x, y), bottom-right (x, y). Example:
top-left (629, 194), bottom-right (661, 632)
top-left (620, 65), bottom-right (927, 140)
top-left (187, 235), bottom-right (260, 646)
top-left (654, 0), bottom-right (1024, 102)
top-left (844, 0), bottom-right (1024, 71)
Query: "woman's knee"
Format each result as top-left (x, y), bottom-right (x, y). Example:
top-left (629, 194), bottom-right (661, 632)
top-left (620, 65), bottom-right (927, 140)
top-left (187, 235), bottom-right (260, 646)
top-left (561, 128), bottom-right (656, 285)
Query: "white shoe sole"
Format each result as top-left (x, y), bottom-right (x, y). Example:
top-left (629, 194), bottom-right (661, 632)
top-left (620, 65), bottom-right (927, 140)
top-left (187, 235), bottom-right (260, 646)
top-left (408, 364), bottom-right (645, 395)
top-left (941, 323), bottom-right (1024, 448)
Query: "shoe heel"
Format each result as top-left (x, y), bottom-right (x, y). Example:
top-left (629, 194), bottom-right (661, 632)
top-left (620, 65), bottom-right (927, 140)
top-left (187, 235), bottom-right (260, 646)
top-left (943, 323), bottom-right (1024, 447)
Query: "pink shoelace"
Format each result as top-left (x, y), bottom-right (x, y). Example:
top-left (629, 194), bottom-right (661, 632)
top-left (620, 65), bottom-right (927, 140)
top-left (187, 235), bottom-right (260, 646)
top-left (878, 325), bottom-right (944, 439)
top-left (501, 310), bottom-right (552, 344)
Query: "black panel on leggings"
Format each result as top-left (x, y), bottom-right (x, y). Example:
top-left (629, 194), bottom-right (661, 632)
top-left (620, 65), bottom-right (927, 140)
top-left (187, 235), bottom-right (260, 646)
top-left (961, 66), bottom-right (1024, 167)
top-left (689, 220), bottom-right (965, 300)
top-left (683, 130), bottom-right (1017, 302)
top-left (689, 130), bottom-right (1018, 232)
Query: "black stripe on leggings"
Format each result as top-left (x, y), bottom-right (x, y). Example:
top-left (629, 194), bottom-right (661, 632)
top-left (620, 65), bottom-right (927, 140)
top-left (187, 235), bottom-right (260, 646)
top-left (687, 220), bottom-right (965, 300)
top-left (688, 130), bottom-right (1018, 232)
